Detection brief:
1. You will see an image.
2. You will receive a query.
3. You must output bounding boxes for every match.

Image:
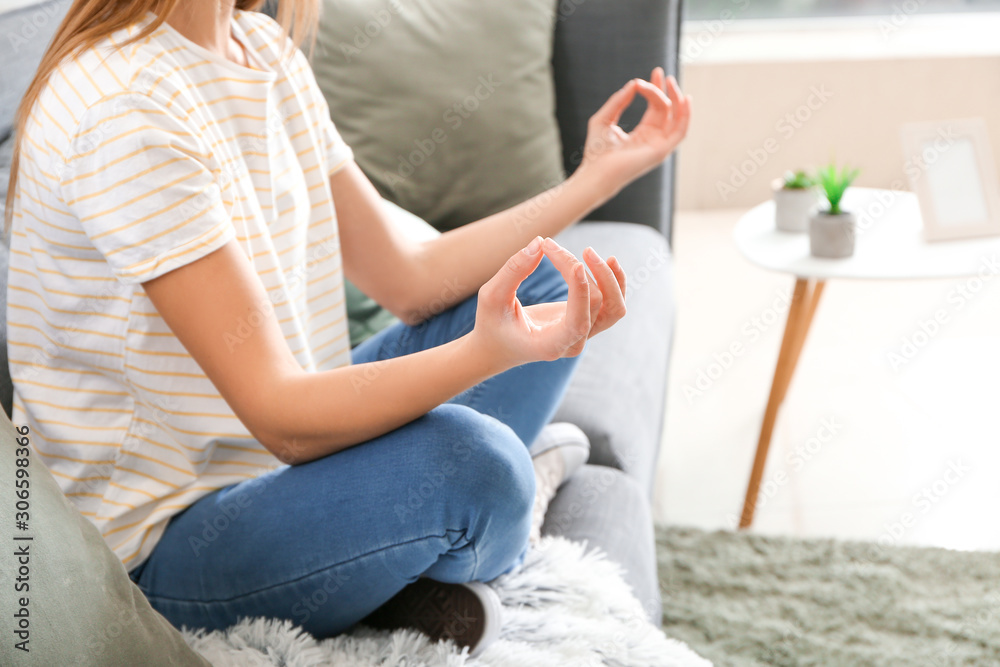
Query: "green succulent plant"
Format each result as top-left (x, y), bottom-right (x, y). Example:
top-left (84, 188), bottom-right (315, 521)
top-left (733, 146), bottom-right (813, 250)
top-left (816, 163), bottom-right (860, 215)
top-left (782, 170), bottom-right (814, 190)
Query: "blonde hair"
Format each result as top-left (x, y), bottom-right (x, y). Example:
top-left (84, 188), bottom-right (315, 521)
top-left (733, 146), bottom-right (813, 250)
top-left (3, 0), bottom-right (320, 231)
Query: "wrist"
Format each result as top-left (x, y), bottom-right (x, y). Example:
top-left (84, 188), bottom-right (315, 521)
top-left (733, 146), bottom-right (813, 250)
top-left (458, 330), bottom-right (517, 380)
top-left (569, 161), bottom-right (623, 210)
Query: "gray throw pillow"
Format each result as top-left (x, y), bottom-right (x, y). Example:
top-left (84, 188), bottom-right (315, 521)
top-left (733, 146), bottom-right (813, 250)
top-left (0, 414), bottom-right (211, 666)
top-left (312, 0), bottom-right (565, 232)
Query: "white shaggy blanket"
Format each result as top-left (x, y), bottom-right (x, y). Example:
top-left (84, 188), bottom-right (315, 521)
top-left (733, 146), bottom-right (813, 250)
top-left (182, 537), bottom-right (709, 666)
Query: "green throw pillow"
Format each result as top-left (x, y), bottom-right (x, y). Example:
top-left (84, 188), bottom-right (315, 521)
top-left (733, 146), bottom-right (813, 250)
top-left (314, 0), bottom-right (565, 232)
top-left (0, 414), bottom-right (210, 666)
top-left (315, 0), bottom-right (565, 343)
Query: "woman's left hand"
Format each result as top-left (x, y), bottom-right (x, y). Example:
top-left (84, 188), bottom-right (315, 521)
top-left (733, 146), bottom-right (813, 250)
top-left (579, 67), bottom-right (692, 195)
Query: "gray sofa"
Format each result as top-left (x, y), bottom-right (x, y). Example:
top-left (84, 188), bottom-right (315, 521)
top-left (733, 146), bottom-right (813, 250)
top-left (0, 0), bottom-right (680, 627)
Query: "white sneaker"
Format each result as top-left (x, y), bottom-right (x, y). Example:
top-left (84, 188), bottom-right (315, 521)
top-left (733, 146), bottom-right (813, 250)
top-left (363, 579), bottom-right (502, 658)
top-left (528, 422), bottom-right (590, 486)
top-left (527, 423), bottom-right (591, 543)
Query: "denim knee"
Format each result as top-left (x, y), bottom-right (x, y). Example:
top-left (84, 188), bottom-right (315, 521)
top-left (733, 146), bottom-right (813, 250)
top-left (423, 405), bottom-right (535, 516)
top-left (419, 405), bottom-right (535, 574)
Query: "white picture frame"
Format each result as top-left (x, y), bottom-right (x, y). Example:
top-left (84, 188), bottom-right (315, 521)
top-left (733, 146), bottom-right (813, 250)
top-left (900, 118), bottom-right (1000, 242)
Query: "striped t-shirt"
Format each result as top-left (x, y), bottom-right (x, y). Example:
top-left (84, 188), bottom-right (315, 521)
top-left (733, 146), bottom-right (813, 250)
top-left (7, 10), bottom-right (354, 569)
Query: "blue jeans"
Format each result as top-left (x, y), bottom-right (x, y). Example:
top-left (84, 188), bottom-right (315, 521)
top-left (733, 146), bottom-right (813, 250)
top-left (127, 258), bottom-right (580, 637)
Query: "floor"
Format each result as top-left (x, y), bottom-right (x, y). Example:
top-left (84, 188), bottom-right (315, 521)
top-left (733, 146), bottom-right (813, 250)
top-left (652, 207), bottom-right (1000, 551)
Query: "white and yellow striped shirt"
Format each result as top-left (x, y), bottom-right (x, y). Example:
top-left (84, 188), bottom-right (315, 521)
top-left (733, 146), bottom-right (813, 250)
top-left (8, 10), bottom-right (354, 569)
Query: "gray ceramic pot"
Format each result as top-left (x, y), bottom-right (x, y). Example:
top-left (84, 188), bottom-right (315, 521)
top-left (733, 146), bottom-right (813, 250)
top-left (773, 184), bottom-right (819, 232)
top-left (809, 211), bottom-right (856, 258)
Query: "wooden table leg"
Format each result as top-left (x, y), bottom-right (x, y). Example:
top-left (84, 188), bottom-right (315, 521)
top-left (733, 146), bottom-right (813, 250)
top-left (738, 278), bottom-right (826, 529)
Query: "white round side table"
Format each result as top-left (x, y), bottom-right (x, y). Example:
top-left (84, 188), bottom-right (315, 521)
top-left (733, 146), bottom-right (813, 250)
top-left (733, 187), bottom-right (1000, 528)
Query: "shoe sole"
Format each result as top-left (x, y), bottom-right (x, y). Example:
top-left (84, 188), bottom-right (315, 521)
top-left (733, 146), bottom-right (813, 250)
top-left (363, 579), bottom-right (501, 657)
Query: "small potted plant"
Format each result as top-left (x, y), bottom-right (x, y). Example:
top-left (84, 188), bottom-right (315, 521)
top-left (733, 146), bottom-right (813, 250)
top-left (810, 163), bottom-right (861, 258)
top-left (773, 170), bottom-right (819, 232)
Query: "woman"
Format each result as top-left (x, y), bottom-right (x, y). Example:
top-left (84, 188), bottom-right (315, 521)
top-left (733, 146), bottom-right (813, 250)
top-left (4, 0), bottom-right (690, 656)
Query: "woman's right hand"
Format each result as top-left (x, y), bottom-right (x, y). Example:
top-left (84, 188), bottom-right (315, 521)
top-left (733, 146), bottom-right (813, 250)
top-left (471, 236), bottom-right (627, 369)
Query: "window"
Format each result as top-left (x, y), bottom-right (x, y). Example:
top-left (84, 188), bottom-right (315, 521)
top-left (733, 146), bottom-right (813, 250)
top-left (685, 0), bottom-right (1000, 21)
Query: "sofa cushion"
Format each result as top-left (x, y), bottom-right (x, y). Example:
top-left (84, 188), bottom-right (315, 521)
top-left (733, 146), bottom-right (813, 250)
top-left (553, 222), bottom-right (675, 499)
top-left (551, 0), bottom-right (682, 236)
top-left (312, 0), bottom-right (565, 232)
top-left (0, 414), bottom-right (211, 665)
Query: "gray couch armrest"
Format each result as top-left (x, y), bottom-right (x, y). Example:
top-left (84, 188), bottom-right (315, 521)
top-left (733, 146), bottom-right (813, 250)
top-left (542, 465), bottom-right (663, 626)
top-left (552, 0), bottom-right (683, 237)
top-left (554, 222), bottom-right (674, 500)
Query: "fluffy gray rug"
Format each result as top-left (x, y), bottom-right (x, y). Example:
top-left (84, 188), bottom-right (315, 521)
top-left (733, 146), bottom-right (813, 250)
top-left (657, 526), bottom-right (1000, 666)
top-left (183, 536), bottom-right (709, 666)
